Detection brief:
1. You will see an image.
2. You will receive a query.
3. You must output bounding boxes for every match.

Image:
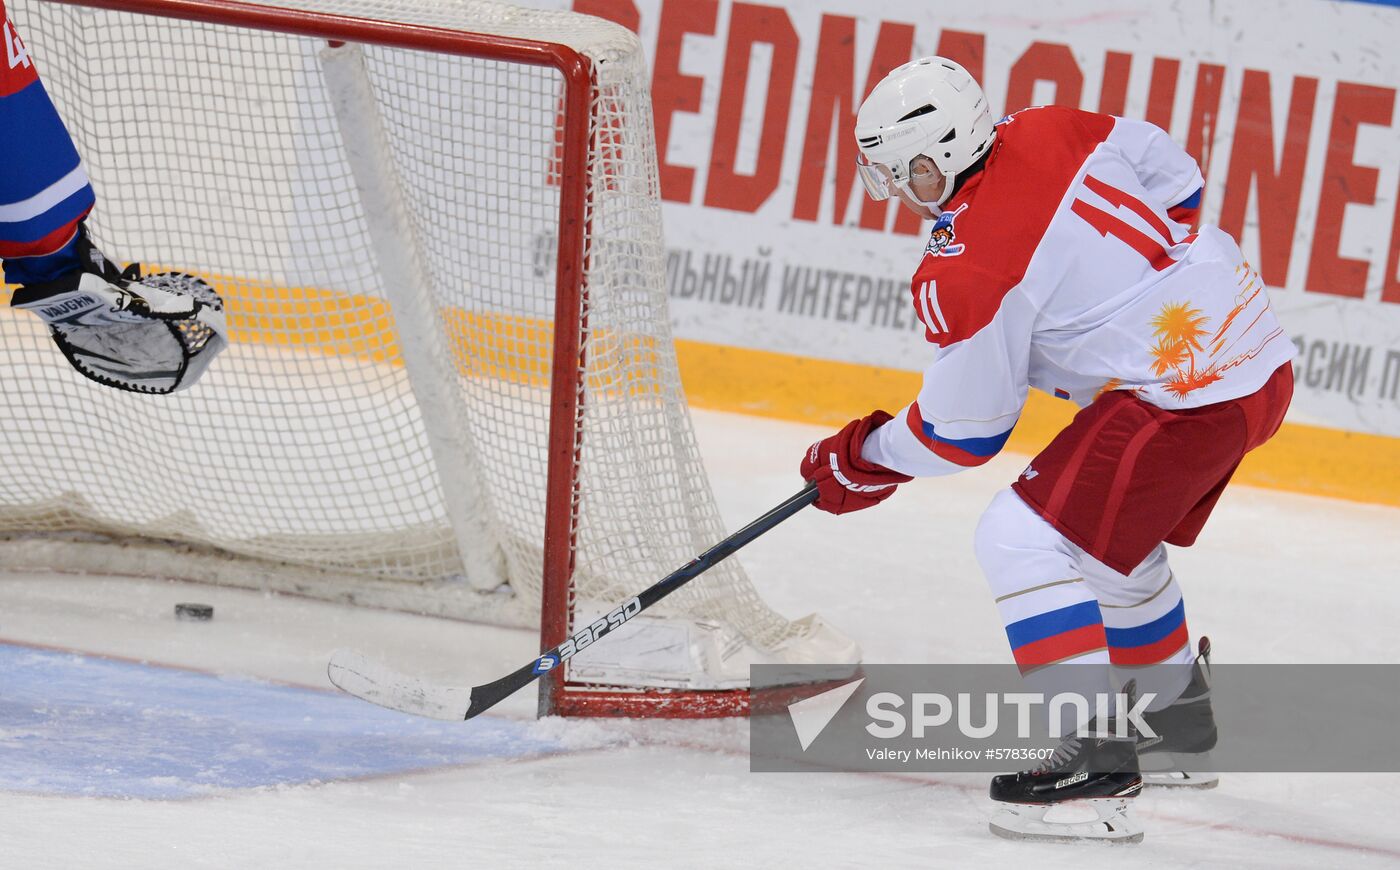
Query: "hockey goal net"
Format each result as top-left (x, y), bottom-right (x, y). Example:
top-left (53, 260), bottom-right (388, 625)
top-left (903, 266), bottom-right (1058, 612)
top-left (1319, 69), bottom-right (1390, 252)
top-left (0, 0), bottom-right (856, 716)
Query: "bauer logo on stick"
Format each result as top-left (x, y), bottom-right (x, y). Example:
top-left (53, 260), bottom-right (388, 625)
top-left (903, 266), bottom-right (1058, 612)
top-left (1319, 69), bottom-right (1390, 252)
top-left (532, 653), bottom-right (559, 674)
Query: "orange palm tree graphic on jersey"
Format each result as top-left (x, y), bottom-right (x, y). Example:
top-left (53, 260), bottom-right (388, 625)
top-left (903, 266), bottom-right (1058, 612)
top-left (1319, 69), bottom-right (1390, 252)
top-left (1149, 302), bottom-right (1222, 398)
top-left (1133, 264), bottom-right (1285, 402)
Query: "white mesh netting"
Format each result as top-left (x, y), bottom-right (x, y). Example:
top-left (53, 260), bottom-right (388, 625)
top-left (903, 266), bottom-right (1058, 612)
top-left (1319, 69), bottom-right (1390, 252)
top-left (0, 0), bottom-right (804, 651)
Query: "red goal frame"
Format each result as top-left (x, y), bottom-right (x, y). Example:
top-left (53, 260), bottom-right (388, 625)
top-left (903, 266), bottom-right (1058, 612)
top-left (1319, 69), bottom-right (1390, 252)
top-left (44, 0), bottom-right (750, 718)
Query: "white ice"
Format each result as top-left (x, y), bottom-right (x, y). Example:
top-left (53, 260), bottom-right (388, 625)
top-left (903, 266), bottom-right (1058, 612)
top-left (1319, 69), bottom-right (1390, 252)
top-left (2, 408), bottom-right (1398, 869)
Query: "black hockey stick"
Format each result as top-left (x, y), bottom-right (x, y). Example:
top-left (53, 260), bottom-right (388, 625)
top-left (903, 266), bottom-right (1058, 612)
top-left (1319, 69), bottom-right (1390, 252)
top-left (328, 482), bottom-right (819, 721)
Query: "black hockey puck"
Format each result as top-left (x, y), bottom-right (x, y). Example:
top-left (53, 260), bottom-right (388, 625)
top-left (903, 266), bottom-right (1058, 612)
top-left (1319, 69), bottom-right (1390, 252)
top-left (175, 603), bottom-right (214, 622)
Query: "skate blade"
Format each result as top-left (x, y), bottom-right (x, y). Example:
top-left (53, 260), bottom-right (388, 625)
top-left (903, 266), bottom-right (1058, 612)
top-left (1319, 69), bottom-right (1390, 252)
top-left (988, 800), bottom-right (1144, 844)
top-left (1143, 770), bottom-right (1219, 789)
top-left (1141, 751), bottom-right (1219, 789)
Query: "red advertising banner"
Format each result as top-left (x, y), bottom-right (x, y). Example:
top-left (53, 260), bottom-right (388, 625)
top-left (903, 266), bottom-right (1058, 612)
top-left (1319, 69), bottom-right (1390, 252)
top-left (558, 0), bottom-right (1400, 436)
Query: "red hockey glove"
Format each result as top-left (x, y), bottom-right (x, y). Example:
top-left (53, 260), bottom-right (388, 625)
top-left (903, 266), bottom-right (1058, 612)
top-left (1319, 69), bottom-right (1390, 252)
top-left (800, 411), bottom-right (913, 515)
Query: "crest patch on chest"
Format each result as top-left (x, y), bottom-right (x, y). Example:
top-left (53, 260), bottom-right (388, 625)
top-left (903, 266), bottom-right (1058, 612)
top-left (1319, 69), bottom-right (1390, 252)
top-left (925, 203), bottom-right (970, 257)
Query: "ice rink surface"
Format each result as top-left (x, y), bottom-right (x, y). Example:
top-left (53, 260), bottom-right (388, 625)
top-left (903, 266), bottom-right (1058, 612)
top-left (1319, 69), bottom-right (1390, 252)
top-left (3, 408), bottom-right (1399, 869)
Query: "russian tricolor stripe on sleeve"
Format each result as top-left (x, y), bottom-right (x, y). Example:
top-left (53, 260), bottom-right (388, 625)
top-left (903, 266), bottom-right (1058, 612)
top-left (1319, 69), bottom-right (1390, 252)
top-left (905, 402), bottom-right (1014, 467)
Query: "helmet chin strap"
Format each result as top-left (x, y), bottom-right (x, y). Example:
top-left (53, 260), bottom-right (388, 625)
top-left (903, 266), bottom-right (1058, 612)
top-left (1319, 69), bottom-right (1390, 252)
top-left (914, 197), bottom-right (943, 218)
top-left (895, 158), bottom-right (957, 216)
top-left (891, 182), bottom-right (940, 220)
top-left (934, 166), bottom-right (959, 207)
top-left (893, 176), bottom-right (949, 218)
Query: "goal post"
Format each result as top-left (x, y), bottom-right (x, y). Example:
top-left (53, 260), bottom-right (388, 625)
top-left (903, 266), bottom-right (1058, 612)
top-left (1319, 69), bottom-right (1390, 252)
top-left (0, 0), bottom-right (859, 717)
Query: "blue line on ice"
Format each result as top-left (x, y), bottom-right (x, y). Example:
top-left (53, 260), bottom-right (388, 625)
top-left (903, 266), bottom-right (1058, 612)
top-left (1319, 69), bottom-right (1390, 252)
top-left (0, 643), bottom-right (562, 799)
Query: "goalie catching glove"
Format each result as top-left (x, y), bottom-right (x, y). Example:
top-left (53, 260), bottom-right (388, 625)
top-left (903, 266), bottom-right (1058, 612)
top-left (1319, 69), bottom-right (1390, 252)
top-left (11, 229), bottom-right (227, 394)
top-left (800, 410), bottom-right (912, 514)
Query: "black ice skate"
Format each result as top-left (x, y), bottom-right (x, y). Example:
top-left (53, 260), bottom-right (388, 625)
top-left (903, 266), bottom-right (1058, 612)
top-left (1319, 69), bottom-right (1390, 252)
top-left (987, 680), bottom-right (1144, 844)
top-left (1139, 636), bottom-right (1218, 789)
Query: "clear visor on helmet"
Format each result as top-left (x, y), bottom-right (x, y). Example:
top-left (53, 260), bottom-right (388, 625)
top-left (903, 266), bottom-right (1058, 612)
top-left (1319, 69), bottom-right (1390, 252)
top-left (857, 153), bottom-right (948, 204)
top-left (856, 153), bottom-right (893, 201)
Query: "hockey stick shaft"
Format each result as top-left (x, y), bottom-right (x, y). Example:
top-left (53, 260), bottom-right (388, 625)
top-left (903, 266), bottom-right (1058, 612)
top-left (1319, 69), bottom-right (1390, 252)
top-left (462, 482), bottom-right (819, 719)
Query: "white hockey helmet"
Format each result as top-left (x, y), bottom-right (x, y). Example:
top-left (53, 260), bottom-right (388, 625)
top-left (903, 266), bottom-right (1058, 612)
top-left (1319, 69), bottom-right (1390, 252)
top-left (855, 57), bottom-right (996, 207)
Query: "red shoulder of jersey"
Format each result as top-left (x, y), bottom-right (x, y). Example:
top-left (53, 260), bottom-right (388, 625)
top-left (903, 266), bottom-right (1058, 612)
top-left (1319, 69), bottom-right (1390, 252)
top-left (908, 107), bottom-right (1116, 347)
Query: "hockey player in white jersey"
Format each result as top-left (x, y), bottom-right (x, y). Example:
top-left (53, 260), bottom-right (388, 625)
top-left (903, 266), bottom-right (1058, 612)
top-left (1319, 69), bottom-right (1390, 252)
top-left (800, 57), bottom-right (1295, 842)
top-left (2, 0), bottom-right (224, 393)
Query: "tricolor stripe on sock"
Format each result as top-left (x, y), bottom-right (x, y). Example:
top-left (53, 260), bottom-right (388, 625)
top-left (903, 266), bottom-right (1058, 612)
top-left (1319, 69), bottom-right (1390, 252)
top-left (1105, 598), bottom-right (1189, 665)
top-left (1004, 600), bottom-right (1106, 672)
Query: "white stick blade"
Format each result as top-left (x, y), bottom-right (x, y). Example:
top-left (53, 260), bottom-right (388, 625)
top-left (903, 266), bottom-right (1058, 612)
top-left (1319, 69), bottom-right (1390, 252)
top-left (327, 648), bottom-right (473, 721)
